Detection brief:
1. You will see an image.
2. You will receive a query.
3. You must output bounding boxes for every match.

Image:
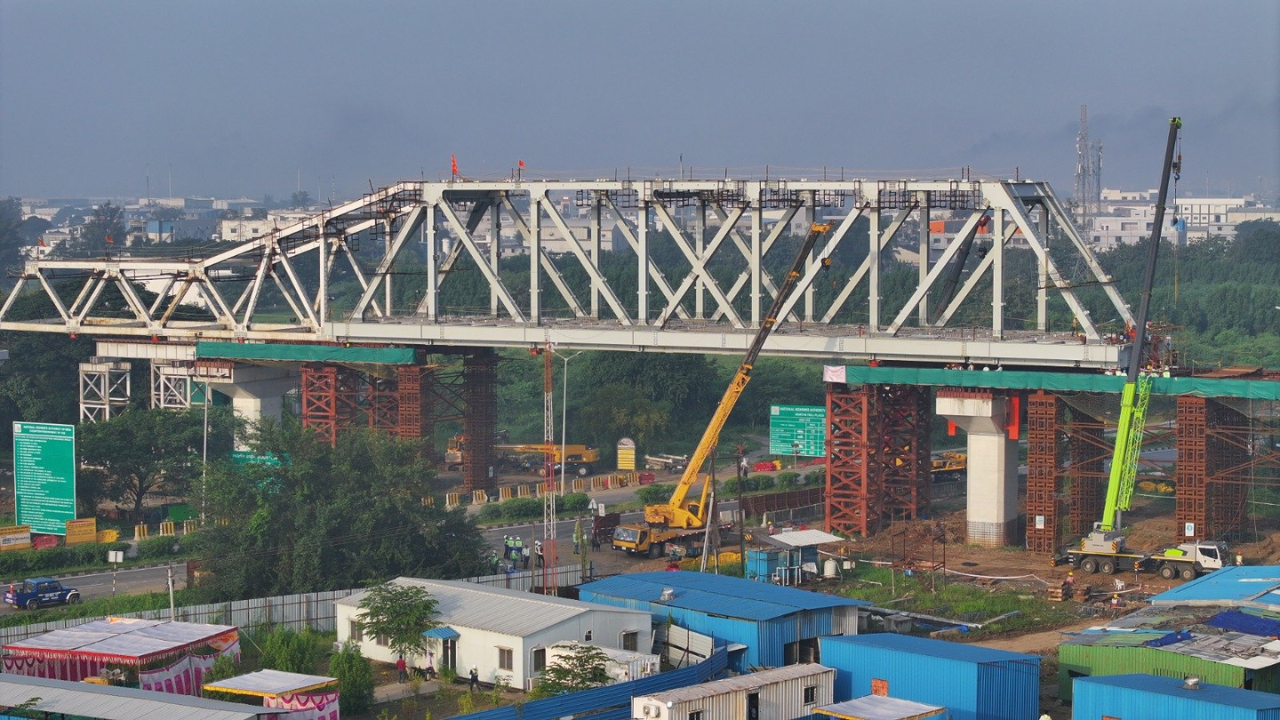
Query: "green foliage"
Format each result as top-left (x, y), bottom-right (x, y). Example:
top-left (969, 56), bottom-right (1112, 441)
top-left (259, 626), bottom-right (321, 674)
top-left (497, 497), bottom-right (542, 521)
top-left (561, 492), bottom-right (590, 513)
top-left (0, 589), bottom-right (193, 629)
top-left (79, 202), bottom-right (126, 252)
top-left (635, 483), bottom-right (675, 505)
top-left (438, 664), bottom-right (458, 684)
top-left (200, 655), bottom-right (241, 702)
top-left (0, 541), bottom-right (130, 579)
top-left (135, 536), bottom-right (180, 560)
top-left (193, 422), bottom-right (488, 601)
top-left (529, 643), bottom-right (610, 698)
top-left (775, 471), bottom-right (800, 489)
top-left (476, 503), bottom-right (503, 522)
top-left (330, 641), bottom-right (375, 715)
top-left (457, 692), bottom-right (474, 713)
top-left (356, 582), bottom-right (440, 661)
top-left (78, 407), bottom-right (238, 522)
top-left (802, 469), bottom-right (825, 487)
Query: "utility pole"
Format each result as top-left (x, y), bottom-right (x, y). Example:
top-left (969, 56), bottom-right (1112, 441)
top-left (167, 564), bottom-right (176, 620)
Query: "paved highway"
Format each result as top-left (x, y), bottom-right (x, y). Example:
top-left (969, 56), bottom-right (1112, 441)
top-left (57, 564), bottom-right (186, 602)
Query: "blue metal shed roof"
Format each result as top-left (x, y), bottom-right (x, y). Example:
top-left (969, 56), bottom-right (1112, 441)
top-left (1078, 674), bottom-right (1280, 709)
top-left (1149, 566), bottom-right (1280, 610)
top-left (823, 633), bottom-right (1038, 664)
top-left (578, 572), bottom-right (867, 621)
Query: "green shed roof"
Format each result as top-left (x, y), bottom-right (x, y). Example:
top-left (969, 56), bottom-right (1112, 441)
top-left (196, 342), bottom-right (417, 365)
top-left (825, 366), bottom-right (1280, 400)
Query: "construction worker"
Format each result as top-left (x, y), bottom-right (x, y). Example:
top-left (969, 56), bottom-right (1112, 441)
top-left (521, 544), bottom-right (531, 569)
top-left (514, 536), bottom-right (524, 559)
top-left (534, 540), bottom-right (544, 568)
top-left (502, 536), bottom-right (511, 559)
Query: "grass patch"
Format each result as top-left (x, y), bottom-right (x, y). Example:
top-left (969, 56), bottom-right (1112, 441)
top-left (837, 565), bottom-right (1077, 637)
top-left (0, 589), bottom-right (204, 629)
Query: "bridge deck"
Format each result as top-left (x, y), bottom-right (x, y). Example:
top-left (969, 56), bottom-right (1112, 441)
top-left (825, 366), bottom-right (1280, 400)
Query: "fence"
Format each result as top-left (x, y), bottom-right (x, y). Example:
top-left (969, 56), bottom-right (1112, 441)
top-left (740, 486), bottom-right (824, 518)
top-left (457, 645), bottom-right (728, 720)
top-left (0, 565), bottom-right (585, 647)
top-left (762, 503), bottom-right (825, 527)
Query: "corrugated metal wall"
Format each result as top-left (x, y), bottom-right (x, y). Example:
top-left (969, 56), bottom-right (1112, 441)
top-left (650, 667), bottom-right (835, 720)
top-left (1072, 678), bottom-right (1280, 720)
top-left (1057, 644), bottom-right (1247, 701)
top-left (819, 637), bottom-right (1038, 720)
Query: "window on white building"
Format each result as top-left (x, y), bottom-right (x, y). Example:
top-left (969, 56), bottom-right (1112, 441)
top-left (349, 621), bottom-right (363, 642)
top-left (688, 712), bottom-right (703, 720)
top-left (622, 631), bottom-right (638, 651)
top-left (532, 648), bottom-right (546, 672)
top-left (498, 647), bottom-right (513, 671)
top-left (804, 685), bottom-right (817, 704)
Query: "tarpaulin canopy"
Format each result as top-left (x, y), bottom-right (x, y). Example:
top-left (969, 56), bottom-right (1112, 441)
top-left (202, 669), bottom-right (338, 698)
top-left (816, 695), bottom-right (947, 720)
top-left (422, 626), bottom-right (461, 640)
top-left (3, 618), bottom-right (238, 665)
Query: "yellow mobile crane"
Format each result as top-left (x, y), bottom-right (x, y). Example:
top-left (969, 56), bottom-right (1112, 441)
top-left (612, 222), bottom-right (833, 558)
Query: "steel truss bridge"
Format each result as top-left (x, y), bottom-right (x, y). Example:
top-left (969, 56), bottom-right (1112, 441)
top-left (0, 177), bottom-right (1131, 368)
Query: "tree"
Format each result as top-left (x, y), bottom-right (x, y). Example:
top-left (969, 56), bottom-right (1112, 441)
top-left (0, 198), bottom-right (26, 279)
top-left (194, 421), bottom-right (489, 601)
top-left (78, 407), bottom-right (237, 521)
top-left (356, 582), bottom-right (440, 662)
top-left (259, 626), bottom-right (321, 674)
top-left (329, 641), bottom-right (375, 714)
top-left (290, 191), bottom-right (312, 209)
top-left (529, 643), bottom-right (610, 698)
top-left (81, 202), bottom-right (126, 251)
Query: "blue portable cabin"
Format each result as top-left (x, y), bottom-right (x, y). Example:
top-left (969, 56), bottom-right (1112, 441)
top-left (578, 571), bottom-right (868, 672)
top-left (818, 634), bottom-right (1039, 720)
top-left (1073, 674), bottom-right (1280, 720)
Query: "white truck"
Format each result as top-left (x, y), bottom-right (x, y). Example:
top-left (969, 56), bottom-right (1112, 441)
top-left (1060, 526), bottom-right (1229, 581)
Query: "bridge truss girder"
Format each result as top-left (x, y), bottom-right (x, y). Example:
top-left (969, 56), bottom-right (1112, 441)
top-left (0, 178), bottom-right (1130, 368)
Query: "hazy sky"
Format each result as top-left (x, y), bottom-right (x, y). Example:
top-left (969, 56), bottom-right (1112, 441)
top-left (2, 1), bottom-right (1277, 202)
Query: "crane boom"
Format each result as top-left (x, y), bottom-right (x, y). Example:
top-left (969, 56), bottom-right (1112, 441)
top-left (1098, 117), bottom-right (1181, 533)
top-left (646, 222), bottom-right (832, 529)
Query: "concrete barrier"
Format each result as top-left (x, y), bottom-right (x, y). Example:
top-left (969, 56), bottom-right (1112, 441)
top-left (500, 486), bottom-right (514, 500)
top-left (134, 523), bottom-right (149, 540)
top-left (518, 485), bottom-right (532, 498)
top-left (445, 492), bottom-right (461, 509)
top-left (472, 489), bottom-right (488, 505)
top-left (158, 521), bottom-right (175, 537)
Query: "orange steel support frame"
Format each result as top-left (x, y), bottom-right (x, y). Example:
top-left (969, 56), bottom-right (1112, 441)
top-left (300, 364), bottom-right (361, 445)
top-left (1025, 391), bottom-right (1064, 554)
top-left (1176, 396), bottom-right (1250, 543)
top-left (825, 383), bottom-right (930, 537)
top-left (1067, 416), bottom-right (1109, 537)
top-left (462, 351), bottom-right (498, 492)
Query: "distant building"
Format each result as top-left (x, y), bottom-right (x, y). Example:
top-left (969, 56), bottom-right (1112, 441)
top-left (216, 210), bottom-right (312, 242)
top-left (1087, 188), bottom-right (1267, 246)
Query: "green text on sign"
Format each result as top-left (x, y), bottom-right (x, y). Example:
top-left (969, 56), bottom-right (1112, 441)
top-left (769, 405), bottom-right (826, 458)
top-left (13, 422), bottom-right (76, 535)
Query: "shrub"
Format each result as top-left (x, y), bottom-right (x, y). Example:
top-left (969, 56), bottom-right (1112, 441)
top-left (722, 477), bottom-right (742, 495)
top-left (561, 493), bottom-right (590, 513)
top-left (330, 641), bottom-right (375, 714)
top-left (747, 474), bottom-right (775, 492)
top-left (500, 498), bottom-right (542, 521)
top-left (476, 504), bottom-right (503, 523)
top-left (0, 541), bottom-right (132, 578)
top-left (803, 470), bottom-right (825, 486)
top-left (136, 536), bottom-right (180, 560)
top-left (775, 471), bottom-right (800, 489)
top-left (259, 626), bottom-right (320, 674)
top-left (635, 484), bottom-right (675, 505)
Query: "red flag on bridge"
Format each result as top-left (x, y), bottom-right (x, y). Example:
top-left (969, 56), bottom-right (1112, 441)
top-left (451, 154), bottom-right (458, 176)
top-left (105, 234), bottom-right (114, 244)
top-left (36, 237), bottom-right (45, 247)
top-left (518, 159), bottom-right (525, 169)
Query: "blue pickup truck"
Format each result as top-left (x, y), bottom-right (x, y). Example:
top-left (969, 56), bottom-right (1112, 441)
top-left (4, 577), bottom-right (80, 610)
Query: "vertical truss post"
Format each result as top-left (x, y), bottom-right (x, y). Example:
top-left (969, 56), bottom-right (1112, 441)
top-left (917, 191), bottom-right (931, 326)
top-left (749, 183), bottom-right (763, 328)
top-left (490, 196), bottom-right (501, 317)
top-left (695, 198), bottom-right (706, 320)
top-left (590, 192), bottom-right (602, 319)
top-left (826, 384), bottom-right (880, 537)
top-left (1036, 201), bottom-right (1049, 331)
top-left (637, 201), bottom-right (649, 324)
top-left (1025, 391), bottom-right (1064, 554)
top-left (528, 195), bottom-right (541, 324)
top-left (462, 350), bottom-right (498, 491)
top-left (868, 205), bottom-right (881, 331)
top-left (991, 207), bottom-right (1005, 339)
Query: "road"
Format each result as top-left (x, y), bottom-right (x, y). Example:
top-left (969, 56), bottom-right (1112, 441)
top-left (54, 564), bottom-right (187, 603)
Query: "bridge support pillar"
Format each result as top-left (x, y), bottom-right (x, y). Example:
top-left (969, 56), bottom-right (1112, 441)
top-left (462, 351), bottom-right (497, 492)
top-left (210, 364), bottom-right (299, 438)
top-left (937, 389), bottom-right (1021, 547)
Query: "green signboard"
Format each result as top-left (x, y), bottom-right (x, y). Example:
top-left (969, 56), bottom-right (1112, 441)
top-left (230, 450), bottom-right (283, 467)
top-left (13, 422), bottom-right (77, 535)
top-left (768, 405), bottom-right (826, 458)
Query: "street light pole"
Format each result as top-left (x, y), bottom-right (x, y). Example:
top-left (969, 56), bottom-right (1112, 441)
top-left (557, 351), bottom-right (584, 492)
top-left (201, 380), bottom-right (210, 524)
